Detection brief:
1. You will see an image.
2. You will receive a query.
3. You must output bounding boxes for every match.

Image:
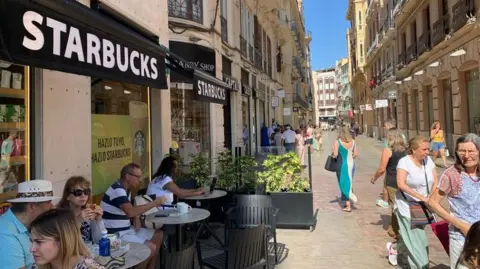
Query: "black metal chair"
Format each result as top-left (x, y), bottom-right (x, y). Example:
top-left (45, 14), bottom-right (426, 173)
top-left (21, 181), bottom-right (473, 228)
top-left (227, 195), bottom-right (279, 263)
top-left (160, 241), bottom-right (195, 269)
top-left (196, 225), bottom-right (267, 269)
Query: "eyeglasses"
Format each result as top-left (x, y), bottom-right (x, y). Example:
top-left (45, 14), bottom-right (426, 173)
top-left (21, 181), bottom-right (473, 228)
top-left (71, 188), bottom-right (91, 197)
top-left (457, 150), bottom-right (479, 157)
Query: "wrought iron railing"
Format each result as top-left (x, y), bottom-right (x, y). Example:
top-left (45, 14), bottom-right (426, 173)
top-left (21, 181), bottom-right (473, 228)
top-left (168, 0), bottom-right (203, 24)
top-left (417, 30), bottom-right (431, 56)
top-left (240, 35), bottom-right (247, 58)
top-left (248, 45), bottom-right (254, 63)
top-left (406, 43), bottom-right (417, 64)
top-left (398, 51), bottom-right (406, 69)
top-left (452, 0), bottom-right (473, 32)
top-left (431, 14), bottom-right (449, 47)
top-left (255, 48), bottom-right (262, 69)
top-left (220, 16), bottom-right (228, 42)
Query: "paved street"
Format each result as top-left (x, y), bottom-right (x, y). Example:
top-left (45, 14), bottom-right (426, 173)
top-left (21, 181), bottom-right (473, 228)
top-left (274, 132), bottom-right (450, 269)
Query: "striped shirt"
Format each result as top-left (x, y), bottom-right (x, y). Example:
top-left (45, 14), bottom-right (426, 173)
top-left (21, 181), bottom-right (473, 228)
top-left (100, 181), bottom-right (131, 233)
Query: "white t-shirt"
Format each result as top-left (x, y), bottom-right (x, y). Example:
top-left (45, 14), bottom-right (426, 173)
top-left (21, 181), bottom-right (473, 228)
top-left (395, 156), bottom-right (435, 218)
top-left (146, 175), bottom-right (174, 207)
top-left (282, 130), bottom-right (296, 143)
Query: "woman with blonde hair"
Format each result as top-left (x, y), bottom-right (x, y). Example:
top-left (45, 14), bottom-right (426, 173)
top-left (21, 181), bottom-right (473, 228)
top-left (430, 121), bottom-right (448, 167)
top-left (57, 176), bottom-right (104, 243)
top-left (30, 208), bottom-right (104, 268)
top-left (395, 136), bottom-right (438, 269)
top-left (332, 126), bottom-right (358, 212)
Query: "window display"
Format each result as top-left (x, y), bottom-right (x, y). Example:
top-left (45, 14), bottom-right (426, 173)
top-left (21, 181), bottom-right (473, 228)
top-left (91, 80), bottom-right (150, 196)
top-left (0, 61), bottom-right (30, 204)
top-left (171, 87), bottom-right (211, 165)
top-left (466, 68), bottom-right (480, 135)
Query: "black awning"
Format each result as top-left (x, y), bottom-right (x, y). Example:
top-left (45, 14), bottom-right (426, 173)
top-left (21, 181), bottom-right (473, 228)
top-left (193, 69), bottom-right (228, 105)
top-left (0, 0), bottom-right (167, 89)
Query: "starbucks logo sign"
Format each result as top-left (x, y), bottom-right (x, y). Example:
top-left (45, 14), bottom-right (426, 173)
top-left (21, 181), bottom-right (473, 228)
top-left (134, 131), bottom-right (146, 157)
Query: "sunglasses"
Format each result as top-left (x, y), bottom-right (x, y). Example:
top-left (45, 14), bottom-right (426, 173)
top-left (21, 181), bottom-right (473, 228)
top-left (71, 188), bottom-right (91, 197)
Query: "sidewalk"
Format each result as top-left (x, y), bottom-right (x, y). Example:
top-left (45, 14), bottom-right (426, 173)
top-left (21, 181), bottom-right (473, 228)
top-left (274, 132), bottom-right (450, 269)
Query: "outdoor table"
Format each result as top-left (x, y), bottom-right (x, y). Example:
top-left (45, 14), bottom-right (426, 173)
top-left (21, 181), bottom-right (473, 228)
top-left (119, 242), bottom-right (150, 269)
top-left (146, 208), bottom-right (213, 250)
top-left (182, 190), bottom-right (227, 244)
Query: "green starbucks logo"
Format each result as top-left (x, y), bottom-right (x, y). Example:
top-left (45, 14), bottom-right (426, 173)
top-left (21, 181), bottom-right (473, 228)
top-left (134, 131), bottom-right (145, 157)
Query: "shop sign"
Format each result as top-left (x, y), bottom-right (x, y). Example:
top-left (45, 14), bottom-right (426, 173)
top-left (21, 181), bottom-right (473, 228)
top-left (365, 104), bottom-right (373, 111)
top-left (293, 107), bottom-right (299, 113)
top-left (276, 89), bottom-right (286, 98)
top-left (242, 84), bottom-right (252, 96)
top-left (222, 74), bottom-right (239, 91)
top-left (271, 96), bottom-right (279, 108)
top-left (387, 90), bottom-right (397, 99)
top-left (193, 70), bottom-right (227, 105)
top-left (169, 41), bottom-right (215, 82)
top-left (0, 0), bottom-right (167, 89)
top-left (359, 105), bottom-right (366, 111)
top-left (283, 107), bottom-right (291, 116)
top-left (375, 99), bottom-right (388, 108)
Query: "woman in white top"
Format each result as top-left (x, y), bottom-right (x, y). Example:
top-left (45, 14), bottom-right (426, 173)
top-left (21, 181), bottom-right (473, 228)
top-left (395, 136), bottom-right (438, 269)
top-left (147, 156), bottom-right (203, 206)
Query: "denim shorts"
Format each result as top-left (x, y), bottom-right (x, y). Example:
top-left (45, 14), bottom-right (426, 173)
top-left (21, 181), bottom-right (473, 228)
top-left (430, 142), bottom-right (445, 151)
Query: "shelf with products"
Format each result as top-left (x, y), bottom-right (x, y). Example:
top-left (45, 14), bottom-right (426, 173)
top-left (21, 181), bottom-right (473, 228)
top-left (0, 60), bottom-right (29, 203)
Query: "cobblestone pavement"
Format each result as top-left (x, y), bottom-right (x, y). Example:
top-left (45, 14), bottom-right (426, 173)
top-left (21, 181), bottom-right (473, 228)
top-left (274, 132), bottom-right (450, 269)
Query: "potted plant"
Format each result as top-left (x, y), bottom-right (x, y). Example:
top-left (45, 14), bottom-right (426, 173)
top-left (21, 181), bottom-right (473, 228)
top-left (188, 152), bottom-right (211, 188)
top-left (256, 152), bottom-right (315, 229)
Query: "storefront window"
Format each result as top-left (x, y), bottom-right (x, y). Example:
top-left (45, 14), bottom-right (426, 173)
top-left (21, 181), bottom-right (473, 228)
top-left (0, 61), bottom-right (30, 204)
top-left (466, 68), bottom-right (480, 134)
top-left (171, 87), bottom-right (211, 165)
top-left (91, 80), bottom-right (150, 196)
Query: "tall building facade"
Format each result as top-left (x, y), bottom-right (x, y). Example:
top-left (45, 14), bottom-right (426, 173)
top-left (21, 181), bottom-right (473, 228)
top-left (313, 68), bottom-right (337, 124)
top-left (364, 0), bottom-right (399, 140)
top-left (168, 0), bottom-right (314, 158)
top-left (362, 0), bottom-right (480, 154)
top-left (346, 0), bottom-right (374, 135)
top-left (336, 58), bottom-right (353, 120)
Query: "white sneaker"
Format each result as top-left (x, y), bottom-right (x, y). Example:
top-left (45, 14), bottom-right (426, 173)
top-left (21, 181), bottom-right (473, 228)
top-left (376, 198), bottom-right (389, 208)
top-left (386, 242), bottom-right (398, 266)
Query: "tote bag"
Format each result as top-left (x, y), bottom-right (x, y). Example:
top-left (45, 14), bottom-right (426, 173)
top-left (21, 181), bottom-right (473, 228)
top-left (324, 155), bottom-right (338, 172)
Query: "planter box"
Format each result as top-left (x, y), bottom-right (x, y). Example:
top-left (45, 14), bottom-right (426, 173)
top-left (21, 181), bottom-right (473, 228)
top-left (269, 191), bottom-right (315, 230)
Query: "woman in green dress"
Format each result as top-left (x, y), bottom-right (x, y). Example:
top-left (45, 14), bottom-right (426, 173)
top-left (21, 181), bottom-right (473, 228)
top-left (332, 126), bottom-right (358, 212)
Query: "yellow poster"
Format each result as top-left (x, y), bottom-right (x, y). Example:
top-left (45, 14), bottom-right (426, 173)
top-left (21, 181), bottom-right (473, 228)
top-left (92, 114), bottom-right (133, 195)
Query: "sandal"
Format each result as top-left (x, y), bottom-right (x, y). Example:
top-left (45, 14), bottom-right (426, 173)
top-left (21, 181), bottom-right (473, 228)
top-left (342, 207), bottom-right (352, 212)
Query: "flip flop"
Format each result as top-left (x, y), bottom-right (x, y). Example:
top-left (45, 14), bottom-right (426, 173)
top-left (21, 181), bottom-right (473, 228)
top-left (342, 207), bottom-right (352, 212)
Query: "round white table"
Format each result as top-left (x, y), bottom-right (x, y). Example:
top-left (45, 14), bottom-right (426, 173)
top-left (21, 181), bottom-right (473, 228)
top-left (146, 208), bottom-right (210, 225)
top-left (120, 242), bottom-right (150, 269)
top-left (183, 190), bottom-right (227, 200)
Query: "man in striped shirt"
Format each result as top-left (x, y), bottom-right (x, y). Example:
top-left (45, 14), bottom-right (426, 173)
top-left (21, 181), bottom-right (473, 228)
top-left (101, 163), bottom-right (166, 269)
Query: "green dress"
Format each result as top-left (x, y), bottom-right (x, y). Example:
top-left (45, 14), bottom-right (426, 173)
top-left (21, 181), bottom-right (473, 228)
top-left (336, 139), bottom-right (357, 202)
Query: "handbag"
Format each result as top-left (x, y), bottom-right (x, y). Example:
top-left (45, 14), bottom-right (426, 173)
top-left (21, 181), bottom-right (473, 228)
top-left (401, 159), bottom-right (435, 228)
top-left (431, 220), bottom-right (450, 255)
top-left (324, 155), bottom-right (338, 172)
top-left (133, 194), bottom-right (162, 229)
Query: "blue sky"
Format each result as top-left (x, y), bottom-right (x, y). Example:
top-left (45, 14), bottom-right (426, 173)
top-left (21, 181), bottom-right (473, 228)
top-left (304, 0), bottom-right (350, 70)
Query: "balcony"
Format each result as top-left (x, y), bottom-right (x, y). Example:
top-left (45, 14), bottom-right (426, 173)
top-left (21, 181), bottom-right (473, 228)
top-left (397, 51), bottom-right (406, 69)
top-left (392, 0), bottom-right (406, 17)
top-left (240, 35), bottom-right (247, 58)
top-left (452, 0), bottom-right (475, 32)
top-left (367, 34), bottom-right (379, 57)
top-left (366, 0), bottom-right (378, 19)
top-left (296, 92), bottom-right (309, 109)
top-left (220, 16), bottom-right (228, 43)
top-left (431, 15), bottom-right (450, 47)
top-left (406, 43), bottom-right (417, 64)
top-left (417, 31), bottom-right (431, 56)
top-left (248, 45), bottom-right (254, 63)
top-left (305, 30), bottom-right (312, 43)
top-left (168, 0), bottom-right (203, 24)
top-left (254, 48), bottom-right (262, 70)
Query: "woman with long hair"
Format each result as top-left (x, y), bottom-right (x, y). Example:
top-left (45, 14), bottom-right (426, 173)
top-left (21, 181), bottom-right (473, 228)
top-left (456, 221), bottom-right (480, 269)
top-left (395, 136), bottom-right (438, 269)
top-left (30, 208), bottom-right (104, 269)
top-left (147, 156), bottom-right (203, 205)
top-left (428, 133), bottom-right (480, 268)
top-left (332, 126), bottom-right (358, 212)
top-left (57, 176), bottom-right (104, 243)
top-left (295, 129), bottom-right (305, 165)
top-left (430, 121), bottom-right (448, 167)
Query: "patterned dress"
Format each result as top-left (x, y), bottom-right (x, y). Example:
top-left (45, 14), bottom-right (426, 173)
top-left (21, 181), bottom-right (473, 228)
top-left (336, 139), bottom-right (357, 202)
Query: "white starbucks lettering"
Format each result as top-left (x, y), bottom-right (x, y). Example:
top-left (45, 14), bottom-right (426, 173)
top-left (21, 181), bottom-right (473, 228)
top-left (197, 79), bottom-right (225, 101)
top-left (21, 10), bottom-right (159, 79)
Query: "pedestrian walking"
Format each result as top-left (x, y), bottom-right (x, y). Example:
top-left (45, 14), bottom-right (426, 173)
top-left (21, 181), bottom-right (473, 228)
top-left (395, 136), bottom-right (438, 269)
top-left (430, 121), bottom-right (448, 168)
top-left (428, 133), bottom-right (480, 268)
top-left (332, 126), bottom-right (358, 212)
top-left (295, 129), bottom-right (305, 165)
top-left (283, 125), bottom-right (297, 153)
top-left (371, 130), bottom-right (407, 241)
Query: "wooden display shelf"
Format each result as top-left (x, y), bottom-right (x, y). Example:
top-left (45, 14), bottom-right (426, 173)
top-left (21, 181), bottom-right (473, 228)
top-left (0, 87), bottom-right (25, 99)
top-left (0, 122), bottom-right (25, 131)
top-left (10, 155), bottom-right (26, 164)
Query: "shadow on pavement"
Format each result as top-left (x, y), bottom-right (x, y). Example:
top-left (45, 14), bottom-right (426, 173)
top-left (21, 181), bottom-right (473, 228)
top-left (369, 214), bottom-right (391, 231)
